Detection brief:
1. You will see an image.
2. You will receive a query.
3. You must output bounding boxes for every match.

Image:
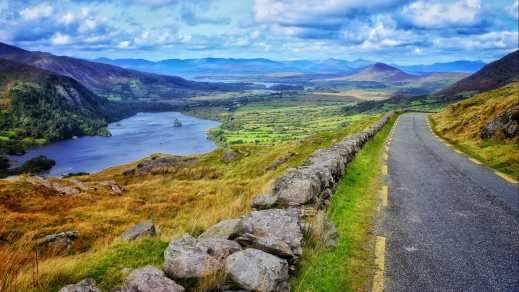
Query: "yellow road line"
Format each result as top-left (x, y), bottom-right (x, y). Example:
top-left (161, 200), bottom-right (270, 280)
top-left (468, 157), bottom-right (482, 165)
top-left (495, 171), bottom-right (519, 184)
top-left (382, 164), bottom-right (389, 176)
top-left (453, 149), bottom-right (463, 155)
top-left (372, 236), bottom-right (387, 292)
top-left (381, 185), bottom-right (388, 208)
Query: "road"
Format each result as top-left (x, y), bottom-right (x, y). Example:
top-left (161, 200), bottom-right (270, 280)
top-left (382, 113), bottom-right (519, 292)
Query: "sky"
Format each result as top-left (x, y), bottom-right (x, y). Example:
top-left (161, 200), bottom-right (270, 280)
top-left (0, 0), bottom-right (517, 64)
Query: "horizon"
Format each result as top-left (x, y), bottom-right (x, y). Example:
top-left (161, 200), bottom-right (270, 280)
top-left (0, 0), bottom-right (517, 65)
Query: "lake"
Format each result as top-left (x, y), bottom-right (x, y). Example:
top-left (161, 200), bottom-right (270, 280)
top-left (11, 112), bottom-right (220, 176)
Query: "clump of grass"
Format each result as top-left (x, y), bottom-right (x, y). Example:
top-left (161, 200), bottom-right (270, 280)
top-left (431, 83), bottom-right (519, 177)
top-left (292, 116), bottom-right (395, 291)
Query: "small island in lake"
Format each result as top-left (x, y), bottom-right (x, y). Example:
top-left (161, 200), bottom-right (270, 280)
top-left (174, 118), bottom-right (183, 127)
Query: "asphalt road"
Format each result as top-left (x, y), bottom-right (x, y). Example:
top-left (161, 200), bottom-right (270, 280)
top-left (382, 113), bottom-right (519, 292)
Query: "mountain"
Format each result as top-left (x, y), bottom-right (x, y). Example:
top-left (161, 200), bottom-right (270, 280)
top-left (0, 58), bottom-right (111, 154)
top-left (94, 57), bottom-right (363, 77)
top-left (397, 60), bottom-right (486, 74)
top-left (438, 50), bottom-right (519, 96)
top-left (337, 63), bottom-right (418, 83)
top-left (0, 42), bottom-right (244, 101)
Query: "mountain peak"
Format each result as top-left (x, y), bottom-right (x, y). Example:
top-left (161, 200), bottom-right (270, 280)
top-left (370, 62), bottom-right (399, 71)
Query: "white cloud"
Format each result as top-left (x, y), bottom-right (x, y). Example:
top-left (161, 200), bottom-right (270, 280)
top-left (433, 31), bottom-right (518, 50)
top-left (118, 41), bottom-right (131, 48)
top-left (50, 32), bottom-right (71, 45)
top-left (508, 0), bottom-right (518, 19)
top-left (20, 2), bottom-right (54, 20)
top-left (403, 0), bottom-right (481, 28)
top-left (58, 12), bottom-right (76, 25)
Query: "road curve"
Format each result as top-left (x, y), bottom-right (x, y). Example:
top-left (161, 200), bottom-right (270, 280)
top-left (382, 113), bottom-right (519, 292)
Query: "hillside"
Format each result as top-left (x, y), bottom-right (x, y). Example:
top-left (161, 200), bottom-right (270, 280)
top-left (338, 63), bottom-right (418, 83)
top-left (0, 42), bottom-right (245, 101)
top-left (431, 83), bottom-right (519, 176)
top-left (0, 59), bottom-right (111, 154)
top-left (438, 50), bottom-right (519, 97)
top-left (397, 60), bottom-right (485, 74)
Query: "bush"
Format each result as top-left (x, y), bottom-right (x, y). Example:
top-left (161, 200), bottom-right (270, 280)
top-left (14, 155), bottom-right (56, 174)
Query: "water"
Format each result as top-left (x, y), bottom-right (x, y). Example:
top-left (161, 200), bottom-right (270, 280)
top-left (11, 112), bottom-right (220, 176)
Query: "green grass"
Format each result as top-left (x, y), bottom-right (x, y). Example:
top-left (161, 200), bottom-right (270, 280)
top-left (292, 115), bottom-right (395, 292)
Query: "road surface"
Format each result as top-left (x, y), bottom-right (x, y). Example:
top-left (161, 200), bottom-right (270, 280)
top-left (382, 113), bottom-right (519, 291)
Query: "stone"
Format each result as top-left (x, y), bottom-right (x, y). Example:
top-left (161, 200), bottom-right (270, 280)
top-left (59, 278), bottom-right (100, 292)
top-left (251, 194), bottom-right (278, 210)
top-left (122, 266), bottom-right (185, 292)
top-left (225, 249), bottom-right (289, 292)
top-left (235, 233), bottom-right (293, 259)
top-left (322, 218), bottom-right (339, 248)
top-left (237, 209), bottom-right (303, 257)
top-left (99, 180), bottom-right (124, 194)
top-left (124, 154), bottom-right (199, 176)
top-left (222, 149), bottom-right (241, 162)
top-left (481, 105), bottom-right (519, 139)
top-left (272, 169), bottom-right (321, 206)
top-left (36, 230), bottom-right (79, 251)
top-left (121, 221), bottom-right (157, 241)
top-left (26, 176), bottom-right (81, 195)
top-left (163, 234), bottom-right (240, 279)
top-left (198, 219), bottom-right (240, 240)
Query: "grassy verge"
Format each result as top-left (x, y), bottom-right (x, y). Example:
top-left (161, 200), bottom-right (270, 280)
top-left (430, 83), bottom-right (519, 178)
top-left (292, 115), bottom-right (395, 291)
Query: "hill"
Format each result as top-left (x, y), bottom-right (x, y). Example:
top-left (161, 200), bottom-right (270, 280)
top-left (0, 58), bottom-right (114, 154)
top-left (431, 83), bottom-right (519, 176)
top-left (437, 50), bottom-right (519, 97)
top-left (337, 63), bottom-right (418, 83)
top-left (0, 42), bottom-right (245, 101)
top-left (397, 60), bottom-right (485, 74)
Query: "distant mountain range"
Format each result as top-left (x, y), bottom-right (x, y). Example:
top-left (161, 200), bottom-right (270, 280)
top-left (95, 56), bottom-right (485, 78)
top-left (0, 42), bottom-right (246, 101)
top-left (438, 50), bottom-right (519, 97)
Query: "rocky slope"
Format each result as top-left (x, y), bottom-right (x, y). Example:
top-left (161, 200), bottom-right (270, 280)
top-left (438, 50), bottom-right (519, 97)
top-left (339, 63), bottom-right (418, 83)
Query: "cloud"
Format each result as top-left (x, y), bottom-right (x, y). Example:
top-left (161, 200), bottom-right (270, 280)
top-left (508, 0), bottom-right (518, 19)
top-left (50, 32), bottom-right (71, 45)
top-left (402, 0), bottom-right (482, 29)
top-left (20, 2), bottom-right (54, 20)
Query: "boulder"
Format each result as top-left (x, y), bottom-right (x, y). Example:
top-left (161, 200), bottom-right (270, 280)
top-left (198, 219), bottom-right (240, 240)
top-left (36, 230), bottom-right (79, 251)
top-left (222, 149), bottom-right (241, 162)
top-left (235, 233), bottom-right (293, 259)
top-left (272, 169), bottom-right (321, 206)
top-left (59, 278), bottom-right (100, 292)
top-left (122, 266), bottom-right (185, 292)
top-left (124, 154), bottom-right (199, 176)
top-left (99, 180), bottom-right (124, 194)
top-left (225, 249), bottom-right (289, 292)
top-left (481, 105), bottom-right (519, 139)
top-left (236, 209), bottom-right (303, 257)
top-left (26, 176), bottom-right (81, 196)
top-left (163, 234), bottom-right (240, 279)
top-left (121, 221), bottom-right (157, 241)
top-left (251, 194), bottom-right (278, 210)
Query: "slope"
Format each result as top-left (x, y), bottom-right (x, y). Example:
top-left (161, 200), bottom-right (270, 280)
top-left (438, 50), bottom-right (519, 97)
top-left (338, 63), bottom-right (417, 83)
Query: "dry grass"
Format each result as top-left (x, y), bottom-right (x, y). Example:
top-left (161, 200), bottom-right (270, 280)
top-left (431, 82), bottom-right (519, 177)
top-left (0, 114), bottom-right (380, 291)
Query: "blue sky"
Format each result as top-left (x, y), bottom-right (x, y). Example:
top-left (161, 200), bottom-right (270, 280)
top-left (0, 0), bottom-right (517, 64)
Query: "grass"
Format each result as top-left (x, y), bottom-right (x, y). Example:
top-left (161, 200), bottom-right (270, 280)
top-left (292, 115), bottom-right (395, 291)
top-left (430, 83), bottom-right (519, 177)
top-left (1, 101), bottom-right (381, 291)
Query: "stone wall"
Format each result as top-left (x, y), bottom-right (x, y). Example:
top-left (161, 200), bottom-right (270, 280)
top-left (61, 111), bottom-right (395, 292)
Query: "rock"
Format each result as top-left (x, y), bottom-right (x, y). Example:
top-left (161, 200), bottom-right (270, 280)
top-left (121, 221), bottom-right (157, 241)
top-left (481, 105), bottom-right (519, 139)
top-left (36, 230), bottom-right (79, 251)
top-left (122, 266), bottom-right (185, 292)
top-left (266, 154), bottom-right (293, 171)
top-left (222, 149), bottom-right (241, 162)
top-left (225, 249), bottom-right (289, 292)
top-left (322, 218), bottom-right (339, 248)
top-left (237, 209), bottom-right (303, 257)
top-left (26, 176), bottom-right (81, 195)
top-left (251, 194), bottom-right (278, 210)
top-left (163, 234), bottom-right (240, 279)
top-left (272, 169), bottom-right (321, 206)
top-left (59, 278), bottom-right (100, 292)
top-left (99, 180), bottom-right (124, 194)
top-left (235, 233), bottom-right (293, 259)
top-left (198, 219), bottom-right (240, 240)
top-left (124, 154), bottom-right (199, 176)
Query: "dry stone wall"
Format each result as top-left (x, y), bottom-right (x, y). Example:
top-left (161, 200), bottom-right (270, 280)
top-left (61, 111), bottom-right (395, 292)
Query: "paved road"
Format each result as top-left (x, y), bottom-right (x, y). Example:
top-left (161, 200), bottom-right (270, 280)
top-left (382, 113), bottom-right (519, 292)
